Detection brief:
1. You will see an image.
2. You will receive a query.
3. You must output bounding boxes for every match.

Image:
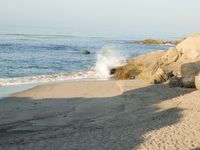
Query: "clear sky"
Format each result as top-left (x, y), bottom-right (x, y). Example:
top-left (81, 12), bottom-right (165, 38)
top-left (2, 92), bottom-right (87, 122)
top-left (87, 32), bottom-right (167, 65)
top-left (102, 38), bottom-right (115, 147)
top-left (0, 0), bottom-right (200, 39)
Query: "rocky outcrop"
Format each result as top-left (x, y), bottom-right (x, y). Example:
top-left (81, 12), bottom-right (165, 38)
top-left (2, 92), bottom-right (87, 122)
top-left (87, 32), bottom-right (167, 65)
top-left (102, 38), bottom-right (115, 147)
top-left (114, 51), bottom-right (165, 79)
top-left (176, 34), bottom-right (200, 63)
top-left (135, 48), bottom-right (180, 84)
top-left (134, 39), bottom-right (183, 45)
top-left (114, 34), bottom-right (200, 88)
top-left (176, 34), bottom-right (200, 87)
top-left (136, 63), bottom-right (168, 84)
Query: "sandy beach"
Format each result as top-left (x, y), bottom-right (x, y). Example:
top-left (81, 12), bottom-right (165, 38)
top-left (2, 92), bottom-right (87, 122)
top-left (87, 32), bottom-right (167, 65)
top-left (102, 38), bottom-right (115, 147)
top-left (1, 80), bottom-right (200, 150)
top-left (1, 0), bottom-right (200, 149)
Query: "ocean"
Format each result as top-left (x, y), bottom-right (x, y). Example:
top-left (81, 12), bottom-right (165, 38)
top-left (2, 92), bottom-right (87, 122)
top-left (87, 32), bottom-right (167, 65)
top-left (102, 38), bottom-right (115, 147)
top-left (0, 34), bottom-right (171, 86)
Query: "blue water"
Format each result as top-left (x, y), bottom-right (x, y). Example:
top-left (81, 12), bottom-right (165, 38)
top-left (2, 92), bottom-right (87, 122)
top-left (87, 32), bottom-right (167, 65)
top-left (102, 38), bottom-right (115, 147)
top-left (0, 34), bottom-right (171, 86)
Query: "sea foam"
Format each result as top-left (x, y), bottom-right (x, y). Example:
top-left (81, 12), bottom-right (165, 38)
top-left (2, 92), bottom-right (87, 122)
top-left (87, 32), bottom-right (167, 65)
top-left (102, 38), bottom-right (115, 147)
top-left (0, 71), bottom-right (96, 86)
top-left (94, 46), bottom-right (127, 79)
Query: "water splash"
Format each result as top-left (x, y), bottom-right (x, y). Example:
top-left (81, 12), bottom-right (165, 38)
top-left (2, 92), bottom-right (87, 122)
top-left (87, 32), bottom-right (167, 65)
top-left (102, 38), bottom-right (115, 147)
top-left (94, 46), bottom-right (127, 79)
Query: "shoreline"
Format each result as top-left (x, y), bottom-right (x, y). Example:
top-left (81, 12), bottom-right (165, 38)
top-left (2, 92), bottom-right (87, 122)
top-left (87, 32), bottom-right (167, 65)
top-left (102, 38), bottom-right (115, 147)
top-left (0, 78), bottom-right (109, 99)
top-left (0, 83), bottom-right (37, 99)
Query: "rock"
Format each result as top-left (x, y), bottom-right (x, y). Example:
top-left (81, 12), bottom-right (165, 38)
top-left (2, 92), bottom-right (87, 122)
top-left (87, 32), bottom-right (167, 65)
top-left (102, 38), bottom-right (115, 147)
top-left (161, 48), bottom-right (180, 66)
top-left (168, 76), bottom-right (183, 87)
top-left (83, 50), bottom-right (91, 55)
top-left (114, 33), bottom-right (200, 88)
top-left (136, 61), bottom-right (162, 83)
top-left (114, 64), bottom-right (142, 80)
top-left (134, 47), bottom-right (180, 84)
top-left (176, 34), bottom-right (200, 54)
top-left (153, 68), bottom-right (169, 84)
top-left (135, 39), bottom-right (166, 45)
top-left (181, 62), bottom-right (200, 88)
top-left (163, 62), bottom-right (182, 77)
top-left (195, 74), bottom-right (200, 90)
top-left (136, 61), bottom-right (168, 84)
top-left (162, 48), bottom-right (181, 76)
top-left (134, 39), bottom-right (182, 45)
top-left (110, 68), bottom-right (116, 74)
top-left (176, 34), bottom-right (200, 63)
top-left (114, 51), bottom-right (165, 79)
top-left (129, 50), bottom-right (165, 70)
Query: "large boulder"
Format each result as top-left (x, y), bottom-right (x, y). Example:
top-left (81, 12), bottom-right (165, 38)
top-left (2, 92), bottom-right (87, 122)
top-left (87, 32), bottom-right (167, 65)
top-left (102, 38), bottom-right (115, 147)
top-left (181, 62), bottom-right (200, 88)
top-left (176, 34), bottom-right (200, 63)
top-left (114, 50), bottom-right (165, 79)
top-left (176, 34), bottom-right (200, 87)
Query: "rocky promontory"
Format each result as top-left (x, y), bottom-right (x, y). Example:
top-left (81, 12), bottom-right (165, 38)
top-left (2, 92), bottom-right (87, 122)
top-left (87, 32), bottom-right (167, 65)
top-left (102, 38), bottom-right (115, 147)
top-left (114, 34), bottom-right (200, 88)
top-left (134, 38), bottom-right (184, 45)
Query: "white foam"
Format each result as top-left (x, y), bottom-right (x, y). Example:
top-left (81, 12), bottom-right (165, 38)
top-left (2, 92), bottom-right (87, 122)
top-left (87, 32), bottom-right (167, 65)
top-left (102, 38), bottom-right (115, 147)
top-left (0, 71), bottom-right (96, 86)
top-left (94, 46), bottom-right (127, 79)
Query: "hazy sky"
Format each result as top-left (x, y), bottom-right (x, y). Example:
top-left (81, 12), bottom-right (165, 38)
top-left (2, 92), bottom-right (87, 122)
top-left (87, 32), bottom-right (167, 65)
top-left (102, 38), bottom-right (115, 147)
top-left (0, 0), bottom-right (200, 38)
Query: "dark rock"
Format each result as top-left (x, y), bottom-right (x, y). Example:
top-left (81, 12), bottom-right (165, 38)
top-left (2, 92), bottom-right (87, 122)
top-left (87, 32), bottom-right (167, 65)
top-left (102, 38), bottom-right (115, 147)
top-left (181, 62), bottom-right (200, 88)
top-left (168, 76), bottom-right (183, 87)
top-left (83, 50), bottom-right (91, 55)
top-left (110, 68), bottom-right (116, 74)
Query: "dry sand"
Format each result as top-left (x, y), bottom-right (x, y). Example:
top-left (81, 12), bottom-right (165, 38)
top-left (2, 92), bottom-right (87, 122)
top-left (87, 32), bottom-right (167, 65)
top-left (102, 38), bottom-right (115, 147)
top-left (13, 80), bottom-right (149, 99)
top-left (0, 80), bottom-right (200, 150)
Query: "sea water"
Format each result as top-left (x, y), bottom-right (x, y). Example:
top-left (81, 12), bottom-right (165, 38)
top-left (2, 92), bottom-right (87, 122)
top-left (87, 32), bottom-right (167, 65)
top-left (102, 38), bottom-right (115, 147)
top-left (0, 34), bottom-right (171, 86)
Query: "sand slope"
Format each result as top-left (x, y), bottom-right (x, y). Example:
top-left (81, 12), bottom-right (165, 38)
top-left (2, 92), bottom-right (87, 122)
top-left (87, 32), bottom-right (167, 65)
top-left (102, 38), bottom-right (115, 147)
top-left (0, 80), bottom-right (200, 150)
top-left (13, 80), bottom-right (149, 99)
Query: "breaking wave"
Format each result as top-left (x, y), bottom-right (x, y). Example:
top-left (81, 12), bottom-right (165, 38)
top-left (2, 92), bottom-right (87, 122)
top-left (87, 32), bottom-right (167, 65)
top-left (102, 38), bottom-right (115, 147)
top-left (94, 46), bottom-right (127, 79)
top-left (0, 71), bottom-right (96, 86)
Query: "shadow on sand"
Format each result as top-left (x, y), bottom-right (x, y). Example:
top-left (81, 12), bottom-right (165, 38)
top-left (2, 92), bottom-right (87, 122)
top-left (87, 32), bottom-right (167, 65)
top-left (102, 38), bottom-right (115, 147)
top-left (0, 84), bottom-right (194, 150)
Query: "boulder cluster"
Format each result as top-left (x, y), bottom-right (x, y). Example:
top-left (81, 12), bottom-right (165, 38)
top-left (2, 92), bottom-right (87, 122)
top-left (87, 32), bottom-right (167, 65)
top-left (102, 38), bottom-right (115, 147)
top-left (114, 34), bottom-right (200, 89)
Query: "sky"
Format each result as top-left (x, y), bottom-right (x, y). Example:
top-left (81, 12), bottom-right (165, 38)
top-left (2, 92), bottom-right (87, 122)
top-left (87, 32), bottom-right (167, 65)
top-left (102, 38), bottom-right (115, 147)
top-left (0, 0), bottom-right (200, 39)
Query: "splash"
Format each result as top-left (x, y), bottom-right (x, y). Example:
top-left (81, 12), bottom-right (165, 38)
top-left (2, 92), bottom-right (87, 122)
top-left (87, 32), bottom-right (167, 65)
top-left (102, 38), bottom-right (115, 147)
top-left (94, 46), bottom-right (127, 79)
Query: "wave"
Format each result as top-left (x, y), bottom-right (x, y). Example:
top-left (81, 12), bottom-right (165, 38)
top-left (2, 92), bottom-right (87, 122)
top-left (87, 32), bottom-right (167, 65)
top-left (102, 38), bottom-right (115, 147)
top-left (0, 71), bottom-right (96, 86)
top-left (94, 46), bottom-right (127, 79)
